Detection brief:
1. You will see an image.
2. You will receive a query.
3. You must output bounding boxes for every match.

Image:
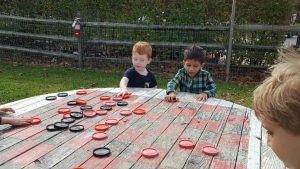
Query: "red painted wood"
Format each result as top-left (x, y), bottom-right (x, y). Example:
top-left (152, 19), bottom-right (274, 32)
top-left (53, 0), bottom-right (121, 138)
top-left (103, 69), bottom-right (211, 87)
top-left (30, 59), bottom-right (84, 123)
top-left (11, 143), bottom-right (54, 165)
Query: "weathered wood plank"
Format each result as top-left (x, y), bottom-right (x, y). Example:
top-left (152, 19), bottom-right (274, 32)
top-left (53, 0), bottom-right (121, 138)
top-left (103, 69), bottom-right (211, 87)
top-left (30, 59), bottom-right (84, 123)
top-left (183, 100), bottom-right (233, 169)
top-left (103, 103), bottom-right (188, 169)
top-left (47, 89), bottom-right (162, 169)
top-left (0, 89), bottom-right (110, 167)
top-left (210, 103), bottom-right (247, 169)
top-left (158, 101), bottom-right (213, 169)
top-left (80, 96), bottom-right (174, 168)
top-left (112, 100), bottom-right (202, 169)
top-left (235, 108), bottom-right (250, 168)
top-left (0, 89), bottom-right (100, 139)
top-left (247, 110), bottom-right (262, 169)
top-left (22, 90), bottom-right (141, 169)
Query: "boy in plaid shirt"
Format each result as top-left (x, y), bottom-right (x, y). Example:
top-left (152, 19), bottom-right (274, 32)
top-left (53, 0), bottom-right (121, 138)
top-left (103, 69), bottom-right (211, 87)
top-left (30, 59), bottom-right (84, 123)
top-left (165, 45), bottom-right (216, 102)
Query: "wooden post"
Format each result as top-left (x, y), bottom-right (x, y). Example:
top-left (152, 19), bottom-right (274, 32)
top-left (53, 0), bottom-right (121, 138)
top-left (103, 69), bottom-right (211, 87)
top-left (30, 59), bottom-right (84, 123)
top-left (75, 12), bottom-right (83, 68)
top-left (226, 0), bottom-right (236, 82)
top-left (78, 33), bottom-right (83, 68)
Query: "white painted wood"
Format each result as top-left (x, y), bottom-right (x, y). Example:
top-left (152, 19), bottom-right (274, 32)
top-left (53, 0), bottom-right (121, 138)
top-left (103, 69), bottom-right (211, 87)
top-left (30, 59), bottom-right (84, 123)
top-left (154, 89), bottom-right (167, 99)
top-left (130, 88), bottom-right (150, 96)
top-left (219, 99), bottom-right (233, 107)
top-left (233, 103), bottom-right (247, 110)
top-left (247, 110), bottom-right (262, 169)
top-left (176, 92), bottom-right (199, 103)
top-left (204, 97), bottom-right (220, 105)
top-left (13, 89), bottom-right (84, 116)
top-left (96, 87), bottom-right (114, 92)
top-left (0, 95), bottom-right (39, 108)
top-left (1, 89), bottom-right (98, 116)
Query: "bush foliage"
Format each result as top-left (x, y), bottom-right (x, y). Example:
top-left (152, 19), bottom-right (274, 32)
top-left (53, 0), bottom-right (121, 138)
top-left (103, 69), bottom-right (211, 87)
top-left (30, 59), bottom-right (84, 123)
top-left (0, 0), bottom-right (295, 68)
top-left (0, 0), bottom-right (293, 25)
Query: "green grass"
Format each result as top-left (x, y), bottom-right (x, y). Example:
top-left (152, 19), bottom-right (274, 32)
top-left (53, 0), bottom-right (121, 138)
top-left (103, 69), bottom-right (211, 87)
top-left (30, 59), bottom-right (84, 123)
top-left (0, 61), bottom-right (256, 108)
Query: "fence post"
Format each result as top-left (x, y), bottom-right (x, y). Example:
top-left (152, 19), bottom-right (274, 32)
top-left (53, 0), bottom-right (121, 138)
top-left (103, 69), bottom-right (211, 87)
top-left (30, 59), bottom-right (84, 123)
top-left (74, 12), bottom-right (83, 68)
top-left (226, 0), bottom-right (236, 82)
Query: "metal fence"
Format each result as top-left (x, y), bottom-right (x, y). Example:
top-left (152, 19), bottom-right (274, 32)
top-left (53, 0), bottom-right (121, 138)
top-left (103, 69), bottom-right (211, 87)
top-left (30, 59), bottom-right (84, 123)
top-left (1, 13), bottom-right (300, 82)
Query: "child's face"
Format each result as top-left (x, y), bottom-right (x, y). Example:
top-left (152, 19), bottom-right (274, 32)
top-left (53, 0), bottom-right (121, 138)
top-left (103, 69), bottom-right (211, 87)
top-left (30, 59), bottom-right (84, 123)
top-left (183, 59), bottom-right (204, 78)
top-left (132, 53), bottom-right (151, 72)
top-left (261, 118), bottom-right (300, 169)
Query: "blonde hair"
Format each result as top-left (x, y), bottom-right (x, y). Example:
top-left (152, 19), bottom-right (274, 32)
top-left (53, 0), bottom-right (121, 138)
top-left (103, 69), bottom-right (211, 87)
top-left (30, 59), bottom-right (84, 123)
top-left (132, 41), bottom-right (152, 59)
top-left (253, 48), bottom-right (300, 134)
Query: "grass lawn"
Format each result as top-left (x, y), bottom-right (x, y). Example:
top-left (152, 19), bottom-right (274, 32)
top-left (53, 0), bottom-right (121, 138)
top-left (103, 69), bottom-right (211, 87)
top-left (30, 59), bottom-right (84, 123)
top-left (0, 62), bottom-right (257, 108)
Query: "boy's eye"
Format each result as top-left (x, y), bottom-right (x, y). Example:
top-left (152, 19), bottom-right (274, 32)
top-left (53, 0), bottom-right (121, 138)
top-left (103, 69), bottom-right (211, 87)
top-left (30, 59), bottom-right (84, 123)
top-left (267, 130), bottom-right (273, 136)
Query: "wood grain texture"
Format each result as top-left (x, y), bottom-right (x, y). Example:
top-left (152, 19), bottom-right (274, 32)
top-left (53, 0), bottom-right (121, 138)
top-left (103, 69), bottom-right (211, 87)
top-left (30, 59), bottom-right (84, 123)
top-left (0, 88), bottom-right (283, 169)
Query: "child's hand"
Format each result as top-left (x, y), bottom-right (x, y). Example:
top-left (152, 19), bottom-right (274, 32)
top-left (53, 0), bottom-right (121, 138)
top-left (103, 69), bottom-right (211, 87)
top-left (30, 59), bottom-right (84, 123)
top-left (195, 93), bottom-right (208, 101)
top-left (117, 89), bottom-right (131, 97)
top-left (2, 117), bottom-right (31, 126)
top-left (165, 92), bottom-right (178, 102)
top-left (0, 108), bottom-right (15, 114)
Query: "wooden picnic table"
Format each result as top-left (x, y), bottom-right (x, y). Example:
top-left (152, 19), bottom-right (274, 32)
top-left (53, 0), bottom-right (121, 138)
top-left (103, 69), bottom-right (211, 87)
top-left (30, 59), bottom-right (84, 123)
top-left (0, 88), bottom-right (285, 169)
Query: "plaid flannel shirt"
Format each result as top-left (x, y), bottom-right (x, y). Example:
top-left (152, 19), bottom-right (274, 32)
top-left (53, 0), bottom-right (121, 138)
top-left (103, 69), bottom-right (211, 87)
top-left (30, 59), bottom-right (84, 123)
top-left (167, 68), bottom-right (216, 97)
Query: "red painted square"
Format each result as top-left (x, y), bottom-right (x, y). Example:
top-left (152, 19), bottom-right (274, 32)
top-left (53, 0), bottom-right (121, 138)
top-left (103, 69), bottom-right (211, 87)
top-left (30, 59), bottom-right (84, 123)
top-left (210, 159), bottom-right (235, 169)
top-left (178, 108), bottom-right (196, 117)
top-left (189, 118), bottom-right (209, 129)
top-left (214, 106), bottom-right (226, 113)
top-left (192, 141), bottom-right (214, 156)
top-left (219, 135), bottom-right (241, 148)
top-left (227, 115), bottom-right (246, 125)
top-left (168, 108), bottom-right (183, 116)
top-left (200, 104), bottom-right (216, 112)
top-left (240, 135), bottom-right (249, 150)
top-left (206, 121), bottom-right (221, 132)
top-left (115, 128), bottom-right (141, 143)
top-left (11, 143), bottom-right (54, 165)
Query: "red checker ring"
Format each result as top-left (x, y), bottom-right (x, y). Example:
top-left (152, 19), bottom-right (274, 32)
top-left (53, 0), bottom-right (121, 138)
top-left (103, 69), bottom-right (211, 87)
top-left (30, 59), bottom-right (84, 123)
top-left (133, 108), bottom-right (145, 115)
top-left (120, 110), bottom-right (132, 116)
top-left (105, 118), bottom-right (119, 125)
top-left (100, 96), bottom-right (111, 100)
top-left (95, 124), bottom-right (109, 131)
top-left (76, 99), bottom-right (86, 105)
top-left (83, 109), bottom-right (96, 118)
top-left (104, 101), bottom-right (116, 106)
top-left (96, 110), bottom-right (108, 115)
top-left (122, 94), bottom-right (130, 99)
top-left (58, 108), bottom-right (71, 114)
top-left (31, 117), bottom-right (41, 125)
top-left (63, 113), bottom-right (71, 118)
top-left (178, 139), bottom-right (196, 149)
top-left (202, 146), bottom-right (219, 156)
top-left (76, 90), bottom-right (87, 95)
top-left (141, 147), bottom-right (159, 158)
top-left (112, 97), bottom-right (123, 101)
top-left (92, 132), bottom-right (108, 140)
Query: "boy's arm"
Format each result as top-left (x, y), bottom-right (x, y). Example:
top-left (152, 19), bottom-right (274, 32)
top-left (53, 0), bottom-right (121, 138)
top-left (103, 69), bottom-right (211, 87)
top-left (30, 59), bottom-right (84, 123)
top-left (203, 73), bottom-right (216, 97)
top-left (120, 77), bottom-right (129, 91)
top-left (118, 77), bottom-right (131, 96)
top-left (166, 70), bottom-right (183, 94)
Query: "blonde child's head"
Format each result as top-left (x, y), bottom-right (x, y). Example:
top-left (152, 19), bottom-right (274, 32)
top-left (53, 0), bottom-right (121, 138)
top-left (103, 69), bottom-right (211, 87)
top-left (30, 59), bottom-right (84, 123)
top-left (253, 48), bottom-right (300, 169)
top-left (132, 41), bottom-right (152, 59)
top-left (253, 48), bottom-right (300, 134)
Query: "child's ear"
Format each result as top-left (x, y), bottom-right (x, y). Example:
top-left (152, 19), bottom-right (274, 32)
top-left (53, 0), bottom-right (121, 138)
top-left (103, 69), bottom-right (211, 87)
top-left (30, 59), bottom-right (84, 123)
top-left (201, 63), bottom-right (205, 68)
top-left (148, 58), bottom-right (152, 64)
top-left (182, 60), bottom-right (185, 65)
